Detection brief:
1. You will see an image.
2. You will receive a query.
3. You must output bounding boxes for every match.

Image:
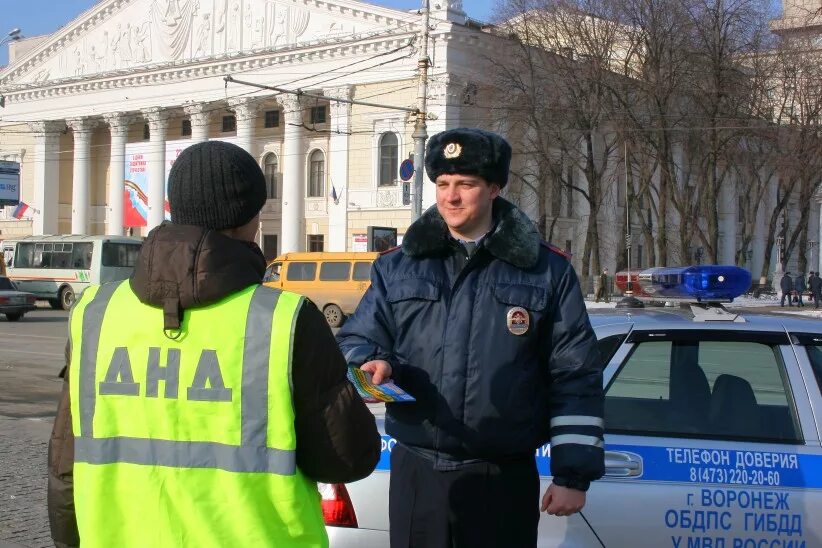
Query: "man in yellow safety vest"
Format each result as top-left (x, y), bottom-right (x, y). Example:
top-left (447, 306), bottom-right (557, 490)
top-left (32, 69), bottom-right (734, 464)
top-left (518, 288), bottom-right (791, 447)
top-left (47, 140), bottom-right (381, 548)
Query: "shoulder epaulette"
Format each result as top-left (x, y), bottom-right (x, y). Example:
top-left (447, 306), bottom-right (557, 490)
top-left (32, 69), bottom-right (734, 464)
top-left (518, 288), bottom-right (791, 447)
top-left (541, 241), bottom-right (572, 260)
top-left (380, 245), bottom-right (402, 256)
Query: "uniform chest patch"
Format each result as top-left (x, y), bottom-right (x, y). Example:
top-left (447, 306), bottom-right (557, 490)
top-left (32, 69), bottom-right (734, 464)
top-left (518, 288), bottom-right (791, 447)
top-left (507, 307), bottom-right (530, 336)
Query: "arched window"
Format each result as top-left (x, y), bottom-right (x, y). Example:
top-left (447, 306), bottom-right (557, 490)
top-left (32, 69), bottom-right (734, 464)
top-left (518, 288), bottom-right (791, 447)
top-left (308, 150), bottom-right (325, 198)
top-left (263, 153), bottom-right (278, 199)
top-left (379, 132), bottom-right (398, 186)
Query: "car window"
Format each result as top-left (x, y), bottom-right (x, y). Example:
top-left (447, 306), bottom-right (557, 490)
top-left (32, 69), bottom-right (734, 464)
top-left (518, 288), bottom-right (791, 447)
top-left (605, 336), bottom-right (800, 443)
top-left (286, 262), bottom-right (317, 281)
top-left (102, 243), bottom-right (140, 267)
top-left (319, 262), bottom-right (351, 281)
top-left (0, 277), bottom-right (14, 290)
top-left (264, 263), bottom-right (281, 283)
top-left (71, 243), bottom-right (94, 269)
top-left (595, 334), bottom-right (626, 368)
top-left (796, 334), bottom-right (822, 393)
top-left (352, 261), bottom-right (372, 281)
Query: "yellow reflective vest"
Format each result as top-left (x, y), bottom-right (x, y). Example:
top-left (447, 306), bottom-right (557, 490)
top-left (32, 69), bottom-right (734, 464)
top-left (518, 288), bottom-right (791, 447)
top-left (69, 281), bottom-right (327, 548)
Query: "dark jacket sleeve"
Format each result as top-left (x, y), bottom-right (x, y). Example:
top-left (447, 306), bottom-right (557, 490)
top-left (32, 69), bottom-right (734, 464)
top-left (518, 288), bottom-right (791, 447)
top-left (545, 261), bottom-right (605, 492)
top-left (48, 341), bottom-right (79, 548)
top-left (335, 258), bottom-right (401, 375)
top-left (292, 299), bottom-right (381, 483)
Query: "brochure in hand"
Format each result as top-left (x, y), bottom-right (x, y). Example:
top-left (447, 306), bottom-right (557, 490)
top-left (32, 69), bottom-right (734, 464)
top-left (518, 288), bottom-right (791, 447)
top-left (346, 367), bottom-right (416, 403)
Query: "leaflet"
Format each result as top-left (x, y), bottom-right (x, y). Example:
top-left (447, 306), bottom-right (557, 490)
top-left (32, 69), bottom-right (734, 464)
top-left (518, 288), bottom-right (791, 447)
top-left (346, 367), bottom-right (416, 403)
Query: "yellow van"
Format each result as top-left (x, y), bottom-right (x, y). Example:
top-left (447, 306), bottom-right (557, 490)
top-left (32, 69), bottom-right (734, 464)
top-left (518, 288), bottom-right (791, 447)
top-left (263, 252), bottom-right (380, 327)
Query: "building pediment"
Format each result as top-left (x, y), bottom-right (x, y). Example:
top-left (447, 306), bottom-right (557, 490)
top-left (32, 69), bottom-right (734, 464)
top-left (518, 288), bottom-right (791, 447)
top-left (1, 0), bottom-right (414, 87)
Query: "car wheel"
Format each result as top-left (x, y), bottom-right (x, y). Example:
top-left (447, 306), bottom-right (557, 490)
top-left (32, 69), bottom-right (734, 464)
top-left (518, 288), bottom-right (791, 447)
top-left (323, 304), bottom-right (345, 328)
top-left (5, 312), bottom-right (23, 322)
top-left (59, 287), bottom-right (75, 311)
top-left (49, 299), bottom-right (62, 310)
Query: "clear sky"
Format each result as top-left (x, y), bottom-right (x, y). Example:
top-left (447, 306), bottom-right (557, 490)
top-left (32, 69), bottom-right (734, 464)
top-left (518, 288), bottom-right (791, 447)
top-left (0, 0), bottom-right (498, 67)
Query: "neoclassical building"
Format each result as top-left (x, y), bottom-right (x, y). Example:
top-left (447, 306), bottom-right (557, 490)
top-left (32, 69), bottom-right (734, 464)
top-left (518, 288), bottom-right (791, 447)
top-left (0, 0), bottom-right (488, 259)
top-left (1, 0), bottom-right (819, 282)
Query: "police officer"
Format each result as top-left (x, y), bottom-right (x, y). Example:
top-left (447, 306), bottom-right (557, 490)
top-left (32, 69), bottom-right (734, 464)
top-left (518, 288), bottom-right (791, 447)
top-left (337, 128), bottom-right (604, 548)
top-left (47, 141), bottom-right (381, 548)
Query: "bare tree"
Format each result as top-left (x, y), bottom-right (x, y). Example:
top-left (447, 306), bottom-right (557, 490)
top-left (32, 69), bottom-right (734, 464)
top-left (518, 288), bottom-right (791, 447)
top-left (493, 0), bottom-right (624, 282)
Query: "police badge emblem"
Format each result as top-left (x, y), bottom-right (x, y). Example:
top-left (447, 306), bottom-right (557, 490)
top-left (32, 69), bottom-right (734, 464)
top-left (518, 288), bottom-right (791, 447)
top-left (506, 307), bottom-right (529, 336)
top-left (443, 142), bottom-right (462, 159)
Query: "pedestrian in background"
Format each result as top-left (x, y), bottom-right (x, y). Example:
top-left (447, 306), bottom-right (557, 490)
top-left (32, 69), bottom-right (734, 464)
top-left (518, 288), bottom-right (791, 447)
top-left (47, 141), bottom-right (380, 548)
top-left (794, 272), bottom-right (806, 307)
top-left (338, 128), bottom-right (605, 548)
top-left (811, 272), bottom-right (822, 309)
top-left (781, 272), bottom-right (794, 307)
top-left (595, 268), bottom-right (610, 303)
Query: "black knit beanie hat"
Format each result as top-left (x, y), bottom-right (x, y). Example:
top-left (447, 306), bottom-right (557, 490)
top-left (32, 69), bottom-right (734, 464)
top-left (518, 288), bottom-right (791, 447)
top-left (167, 141), bottom-right (267, 230)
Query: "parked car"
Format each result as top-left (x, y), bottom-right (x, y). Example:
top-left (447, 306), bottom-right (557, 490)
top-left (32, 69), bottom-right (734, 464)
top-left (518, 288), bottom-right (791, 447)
top-left (263, 252), bottom-right (379, 327)
top-left (0, 276), bottom-right (37, 321)
top-left (322, 305), bottom-right (822, 547)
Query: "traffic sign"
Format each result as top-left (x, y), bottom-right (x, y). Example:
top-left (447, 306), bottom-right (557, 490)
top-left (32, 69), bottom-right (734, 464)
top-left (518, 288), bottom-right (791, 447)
top-left (399, 159), bottom-right (414, 182)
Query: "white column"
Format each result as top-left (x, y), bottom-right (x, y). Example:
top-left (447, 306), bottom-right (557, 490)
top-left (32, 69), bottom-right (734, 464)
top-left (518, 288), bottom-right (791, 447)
top-left (280, 95), bottom-right (305, 253)
top-left (66, 118), bottom-right (98, 235)
top-left (183, 103), bottom-right (211, 143)
top-left (325, 86), bottom-right (351, 252)
top-left (27, 121), bottom-right (64, 235)
top-left (227, 97), bottom-right (259, 154)
top-left (102, 113), bottom-right (133, 236)
top-left (142, 108), bottom-right (170, 231)
top-left (718, 180), bottom-right (737, 265)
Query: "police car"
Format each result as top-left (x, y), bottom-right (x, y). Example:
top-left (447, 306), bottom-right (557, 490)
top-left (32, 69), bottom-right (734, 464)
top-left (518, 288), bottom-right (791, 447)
top-left (320, 266), bottom-right (822, 547)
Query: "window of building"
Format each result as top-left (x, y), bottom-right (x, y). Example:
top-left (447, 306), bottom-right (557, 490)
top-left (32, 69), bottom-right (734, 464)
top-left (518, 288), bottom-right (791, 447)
top-left (308, 150), bottom-right (325, 198)
top-left (352, 261), bottom-right (372, 281)
top-left (286, 262), bottom-right (317, 281)
top-left (565, 166), bottom-right (574, 218)
top-left (605, 336), bottom-right (800, 443)
top-left (319, 262), bottom-right (351, 281)
top-left (264, 110), bottom-right (280, 128)
top-left (222, 115), bottom-right (237, 133)
top-left (263, 153), bottom-right (279, 199)
top-left (262, 235), bottom-right (278, 262)
top-left (565, 239), bottom-right (572, 255)
top-left (379, 133), bottom-right (399, 187)
top-left (307, 234), bottom-right (325, 252)
top-left (143, 124), bottom-right (150, 140)
top-left (181, 119), bottom-right (192, 137)
top-left (310, 106), bottom-right (327, 125)
top-left (637, 244), bottom-right (644, 268)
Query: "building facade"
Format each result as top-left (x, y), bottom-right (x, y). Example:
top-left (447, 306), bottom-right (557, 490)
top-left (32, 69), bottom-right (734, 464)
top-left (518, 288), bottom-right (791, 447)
top-left (0, 0), bottom-right (488, 260)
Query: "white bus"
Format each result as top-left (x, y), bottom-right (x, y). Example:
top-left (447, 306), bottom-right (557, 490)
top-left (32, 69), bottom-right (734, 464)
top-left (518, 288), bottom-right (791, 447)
top-left (6, 235), bottom-right (142, 310)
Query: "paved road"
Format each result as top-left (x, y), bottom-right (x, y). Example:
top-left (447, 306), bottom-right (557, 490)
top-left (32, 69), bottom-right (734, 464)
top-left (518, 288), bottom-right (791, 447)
top-left (0, 307), bottom-right (68, 548)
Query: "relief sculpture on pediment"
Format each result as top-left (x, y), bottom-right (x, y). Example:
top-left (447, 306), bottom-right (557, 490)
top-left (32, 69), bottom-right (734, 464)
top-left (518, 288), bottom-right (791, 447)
top-left (149, 0), bottom-right (195, 60)
top-left (264, 2), bottom-right (310, 48)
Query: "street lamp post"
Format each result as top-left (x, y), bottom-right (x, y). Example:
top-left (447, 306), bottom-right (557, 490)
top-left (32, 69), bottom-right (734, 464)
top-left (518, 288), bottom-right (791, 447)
top-left (0, 28), bottom-right (23, 47)
top-left (617, 140), bottom-right (643, 309)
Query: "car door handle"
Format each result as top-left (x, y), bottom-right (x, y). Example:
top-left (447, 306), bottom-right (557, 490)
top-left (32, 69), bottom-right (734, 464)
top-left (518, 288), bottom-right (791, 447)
top-left (604, 451), bottom-right (643, 477)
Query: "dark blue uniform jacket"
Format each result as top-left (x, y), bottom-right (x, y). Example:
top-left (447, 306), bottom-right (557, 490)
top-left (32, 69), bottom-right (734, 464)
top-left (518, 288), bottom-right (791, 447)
top-left (337, 198), bottom-right (605, 490)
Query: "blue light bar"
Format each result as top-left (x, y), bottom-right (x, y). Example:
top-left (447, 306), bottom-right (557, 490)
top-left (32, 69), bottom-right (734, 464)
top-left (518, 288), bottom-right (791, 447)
top-left (637, 265), bottom-right (752, 302)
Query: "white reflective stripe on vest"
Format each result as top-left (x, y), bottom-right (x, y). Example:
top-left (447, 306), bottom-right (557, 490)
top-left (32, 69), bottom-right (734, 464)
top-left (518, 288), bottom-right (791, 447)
top-left (74, 283), bottom-right (297, 475)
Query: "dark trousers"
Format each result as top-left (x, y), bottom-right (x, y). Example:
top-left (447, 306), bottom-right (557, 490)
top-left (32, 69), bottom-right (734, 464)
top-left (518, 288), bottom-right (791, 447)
top-left (781, 292), bottom-right (793, 307)
top-left (389, 444), bottom-right (540, 548)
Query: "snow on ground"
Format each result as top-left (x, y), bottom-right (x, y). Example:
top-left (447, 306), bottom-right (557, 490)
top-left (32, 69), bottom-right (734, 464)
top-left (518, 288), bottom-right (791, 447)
top-left (584, 295), bottom-right (779, 309)
top-left (772, 309), bottom-right (822, 319)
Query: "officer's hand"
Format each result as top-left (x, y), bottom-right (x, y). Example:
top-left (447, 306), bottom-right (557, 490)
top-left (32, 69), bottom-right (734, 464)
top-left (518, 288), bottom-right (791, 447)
top-left (541, 483), bottom-right (586, 517)
top-left (360, 360), bottom-right (392, 384)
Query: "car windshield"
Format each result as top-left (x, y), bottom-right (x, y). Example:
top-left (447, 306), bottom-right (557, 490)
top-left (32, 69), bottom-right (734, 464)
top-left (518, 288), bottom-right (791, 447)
top-left (0, 277), bottom-right (15, 290)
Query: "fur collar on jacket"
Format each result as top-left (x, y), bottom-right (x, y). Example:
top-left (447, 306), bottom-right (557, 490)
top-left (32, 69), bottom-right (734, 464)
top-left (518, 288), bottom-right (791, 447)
top-left (402, 197), bottom-right (541, 269)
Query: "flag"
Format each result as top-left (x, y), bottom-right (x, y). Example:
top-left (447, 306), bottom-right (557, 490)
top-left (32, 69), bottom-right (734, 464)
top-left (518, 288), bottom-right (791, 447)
top-left (12, 202), bottom-right (29, 220)
top-left (331, 184), bottom-right (339, 204)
